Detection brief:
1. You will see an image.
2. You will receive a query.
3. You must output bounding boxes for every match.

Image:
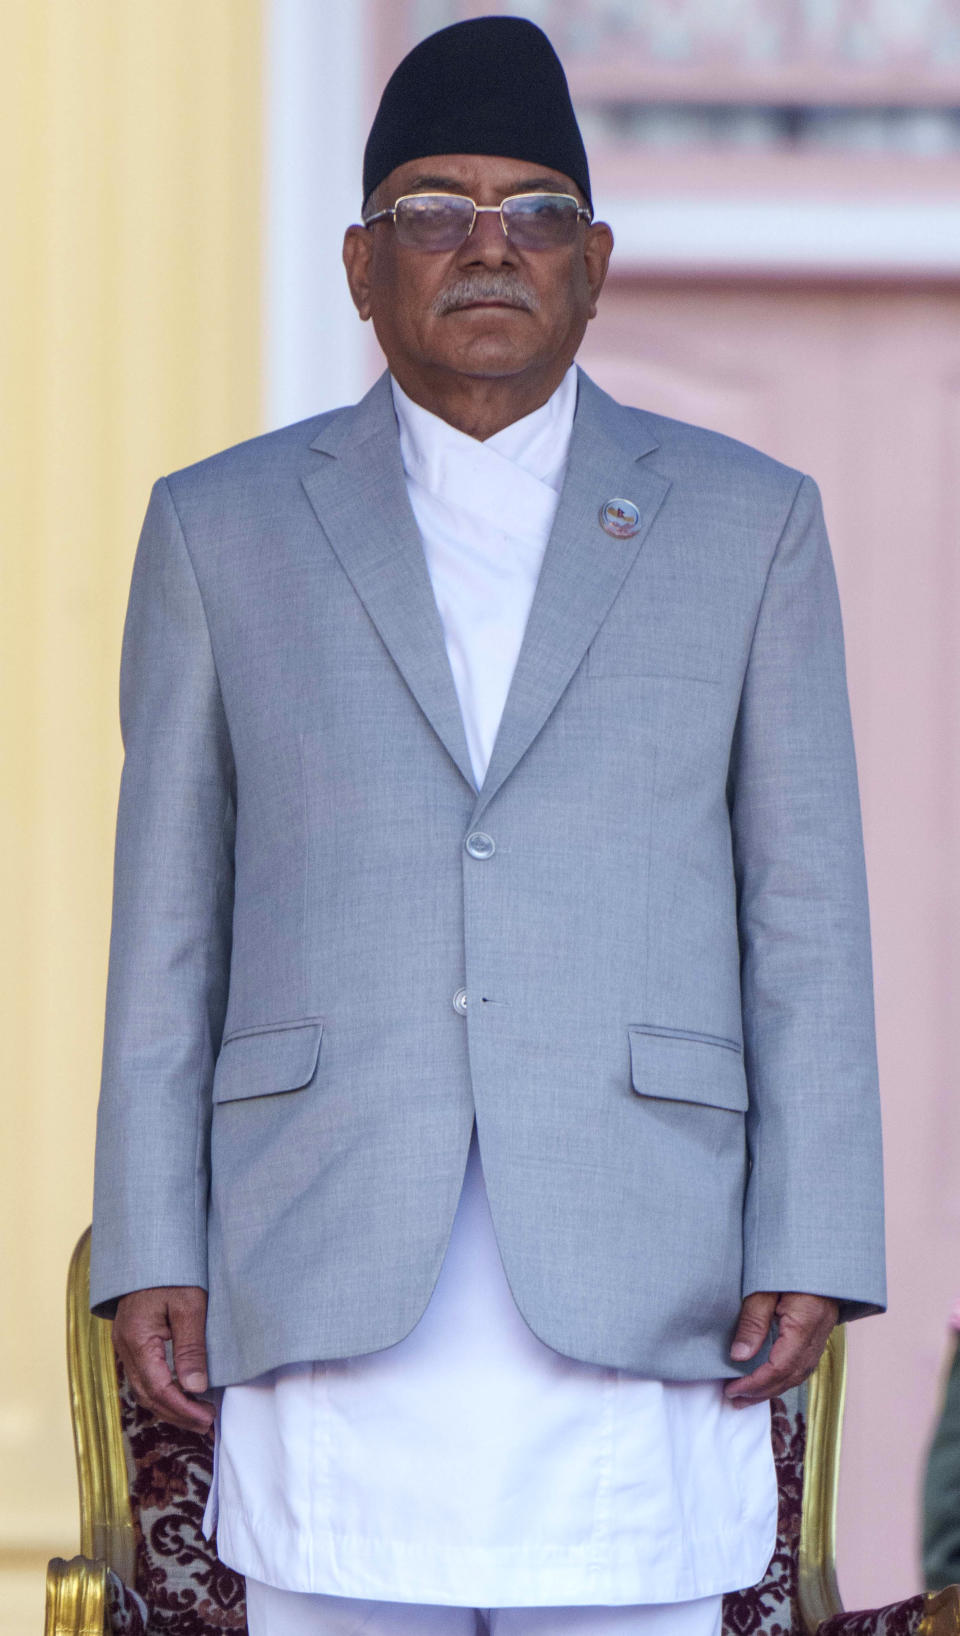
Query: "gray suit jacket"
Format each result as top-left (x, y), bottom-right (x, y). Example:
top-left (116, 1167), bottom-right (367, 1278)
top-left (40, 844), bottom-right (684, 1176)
top-left (91, 368), bottom-right (886, 1386)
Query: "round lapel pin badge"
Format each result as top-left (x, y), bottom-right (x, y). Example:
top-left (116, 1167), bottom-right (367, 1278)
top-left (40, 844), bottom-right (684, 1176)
top-left (599, 497), bottom-right (642, 539)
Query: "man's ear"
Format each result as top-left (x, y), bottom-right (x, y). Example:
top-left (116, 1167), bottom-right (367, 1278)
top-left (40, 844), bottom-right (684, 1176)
top-left (583, 220), bottom-right (613, 320)
top-left (342, 225), bottom-right (374, 321)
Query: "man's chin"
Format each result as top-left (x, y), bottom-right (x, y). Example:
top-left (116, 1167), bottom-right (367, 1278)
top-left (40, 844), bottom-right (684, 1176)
top-left (429, 322), bottom-right (542, 377)
top-left (438, 349), bottom-right (541, 381)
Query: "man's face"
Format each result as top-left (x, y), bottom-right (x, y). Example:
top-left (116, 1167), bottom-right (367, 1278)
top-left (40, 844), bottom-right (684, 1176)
top-left (343, 153), bottom-right (612, 400)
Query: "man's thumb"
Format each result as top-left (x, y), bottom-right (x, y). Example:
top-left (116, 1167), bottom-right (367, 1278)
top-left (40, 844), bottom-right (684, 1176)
top-left (731, 1291), bottom-right (778, 1361)
top-left (170, 1292), bottom-right (209, 1393)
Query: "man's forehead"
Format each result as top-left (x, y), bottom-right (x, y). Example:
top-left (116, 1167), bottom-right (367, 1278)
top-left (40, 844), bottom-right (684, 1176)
top-left (380, 153), bottom-right (580, 201)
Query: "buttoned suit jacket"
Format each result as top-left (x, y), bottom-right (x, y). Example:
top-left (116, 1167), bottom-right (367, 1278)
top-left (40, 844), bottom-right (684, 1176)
top-left (90, 367), bottom-right (886, 1386)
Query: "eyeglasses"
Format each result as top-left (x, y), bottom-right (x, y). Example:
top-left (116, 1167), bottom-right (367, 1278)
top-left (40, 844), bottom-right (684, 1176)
top-left (362, 191), bottom-right (593, 252)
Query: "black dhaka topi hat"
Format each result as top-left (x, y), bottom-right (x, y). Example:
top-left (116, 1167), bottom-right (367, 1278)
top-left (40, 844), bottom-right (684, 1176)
top-left (362, 15), bottom-right (591, 212)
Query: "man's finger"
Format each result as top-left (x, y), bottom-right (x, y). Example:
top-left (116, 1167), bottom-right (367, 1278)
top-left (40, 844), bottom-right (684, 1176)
top-left (725, 1349), bottom-right (800, 1403)
top-left (724, 1348), bottom-right (814, 1405)
top-left (127, 1332), bottom-right (214, 1432)
top-left (130, 1341), bottom-right (212, 1433)
top-left (129, 1331), bottom-right (175, 1402)
top-left (729, 1290), bottom-right (778, 1362)
top-left (151, 1383), bottom-right (215, 1434)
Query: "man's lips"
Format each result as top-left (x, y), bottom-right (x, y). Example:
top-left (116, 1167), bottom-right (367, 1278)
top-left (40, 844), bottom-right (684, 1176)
top-left (444, 298), bottom-right (528, 311)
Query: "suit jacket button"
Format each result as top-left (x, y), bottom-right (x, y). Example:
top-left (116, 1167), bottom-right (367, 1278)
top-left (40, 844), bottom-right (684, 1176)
top-left (452, 988), bottom-right (468, 1016)
top-left (465, 831), bottom-right (495, 859)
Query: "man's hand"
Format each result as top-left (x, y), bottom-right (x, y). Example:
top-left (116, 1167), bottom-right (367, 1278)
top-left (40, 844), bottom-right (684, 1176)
top-left (113, 1286), bottom-right (215, 1433)
top-left (724, 1291), bottom-right (839, 1407)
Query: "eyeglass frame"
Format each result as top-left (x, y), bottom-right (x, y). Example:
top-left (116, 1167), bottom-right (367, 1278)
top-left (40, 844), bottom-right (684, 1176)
top-left (362, 190), bottom-right (594, 250)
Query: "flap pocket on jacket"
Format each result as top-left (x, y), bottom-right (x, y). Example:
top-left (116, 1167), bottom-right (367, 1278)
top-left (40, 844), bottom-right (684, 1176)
top-left (628, 1025), bottom-right (748, 1112)
top-left (213, 1020), bottom-right (323, 1105)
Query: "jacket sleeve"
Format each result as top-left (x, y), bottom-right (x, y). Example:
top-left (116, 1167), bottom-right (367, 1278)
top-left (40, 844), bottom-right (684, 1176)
top-left (729, 474), bottom-right (886, 1321)
top-left (90, 477), bottom-right (236, 1318)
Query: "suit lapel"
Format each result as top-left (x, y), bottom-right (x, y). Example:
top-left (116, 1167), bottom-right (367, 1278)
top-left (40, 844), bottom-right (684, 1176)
top-left (470, 371), bottom-right (671, 823)
top-left (301, 370), bottom-right (672, 813)
top-left (301, 375), bottom-right (477, 791)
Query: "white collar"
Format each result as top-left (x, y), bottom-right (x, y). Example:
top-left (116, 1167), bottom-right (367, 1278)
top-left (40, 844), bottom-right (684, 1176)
top-left (390, 365), bottom-right (577, 497)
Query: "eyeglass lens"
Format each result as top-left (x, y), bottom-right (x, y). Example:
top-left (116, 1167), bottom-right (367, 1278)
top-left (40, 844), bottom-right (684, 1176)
top-left (393, 193), bottom-right (583, 251)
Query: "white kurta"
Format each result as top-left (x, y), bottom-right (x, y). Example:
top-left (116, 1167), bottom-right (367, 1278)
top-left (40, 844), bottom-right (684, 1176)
top-left (206, 367), bottom-right (778, 1609)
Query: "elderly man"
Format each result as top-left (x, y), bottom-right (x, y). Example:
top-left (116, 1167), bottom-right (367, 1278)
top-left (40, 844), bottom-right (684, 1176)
top-left (91, 17), bottom-right (886, 1636)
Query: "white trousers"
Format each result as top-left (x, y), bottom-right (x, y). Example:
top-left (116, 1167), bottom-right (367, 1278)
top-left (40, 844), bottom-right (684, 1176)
top-left (244, 1579), bottom-right (723, 1636)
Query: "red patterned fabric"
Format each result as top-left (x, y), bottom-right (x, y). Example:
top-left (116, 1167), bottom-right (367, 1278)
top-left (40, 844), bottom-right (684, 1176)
top-left (721, 1395), bottom-right (804, 1635)
top-left (116, 1357), bottom-right (246, 1634)
top-left (817, 1596), bottom-right (927, 1635)
top-left (105, 1568), bottom-right (148, 1636)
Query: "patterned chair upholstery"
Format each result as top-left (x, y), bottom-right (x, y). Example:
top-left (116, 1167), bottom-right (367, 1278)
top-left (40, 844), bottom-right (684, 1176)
top-left (46, 1230), bottom-right (960, 1636)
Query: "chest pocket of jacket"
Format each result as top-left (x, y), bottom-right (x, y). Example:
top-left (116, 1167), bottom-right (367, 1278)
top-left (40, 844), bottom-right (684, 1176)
top-left (628, 1025), bottom-right (748, 1112)
top-left (212, 1019), bottom-right (324, 1104)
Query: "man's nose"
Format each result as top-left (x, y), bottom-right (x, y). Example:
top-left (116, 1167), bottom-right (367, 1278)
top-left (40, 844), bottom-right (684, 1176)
top-left (458, 208), bottom-right (518, 267)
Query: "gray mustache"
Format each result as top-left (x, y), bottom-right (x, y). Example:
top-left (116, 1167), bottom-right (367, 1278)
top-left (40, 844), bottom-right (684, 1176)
top-left (432, 275), bottom-right (540, 316)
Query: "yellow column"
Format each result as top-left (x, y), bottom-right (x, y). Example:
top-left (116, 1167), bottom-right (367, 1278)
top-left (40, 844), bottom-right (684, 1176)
top-left (0, 0), bottom-right (262, 1596)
